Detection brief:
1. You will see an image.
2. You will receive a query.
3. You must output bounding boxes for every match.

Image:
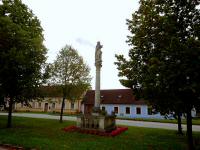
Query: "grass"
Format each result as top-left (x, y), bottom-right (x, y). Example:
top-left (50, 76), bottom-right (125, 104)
top-left (0, 116), bottom-right (200, 150)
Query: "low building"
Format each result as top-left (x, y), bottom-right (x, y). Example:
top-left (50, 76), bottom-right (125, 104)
top-left (15, 98), bottom-right (81, 114)
top-left (82, 89), bottom-right (163, 119)
top-left (14, 86), bottom-right (82, 114)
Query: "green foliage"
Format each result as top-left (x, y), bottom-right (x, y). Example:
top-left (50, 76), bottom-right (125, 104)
top-left (0, 0), bottom-right (47, 127)
top-left (115, 1), bottom-right (200, 148)
top-left (0, 0), bottom-right (47, 101)
top-left (49, 45), bottom-right (91, 100)
top-left (115, 0), bottom-right (200, 114)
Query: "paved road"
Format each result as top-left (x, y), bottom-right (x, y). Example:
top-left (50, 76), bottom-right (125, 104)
top-left (1, 112), bottom-right (200, 131)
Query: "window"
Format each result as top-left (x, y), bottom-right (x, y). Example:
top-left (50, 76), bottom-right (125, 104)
top-left (71, 102), bottom-right (74, 110)
top-left (125, 107), bottom-right (130, 114)
top-left (52, 103), bottom-right (55, 109)
top-left (148, 107), bottom-right (152, 115)
top-left (114, 106), bottom-right (118, 114)
top-left (117, 95), bottom-right (122, 98)
top-left (136, 107), bottom-right (141, 114)
top-left (44, 103), bottom-right (48, 112)
top-left (102, 106), bottom-right (105, 111)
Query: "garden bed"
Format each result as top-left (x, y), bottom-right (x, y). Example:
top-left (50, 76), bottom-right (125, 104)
top-left (62, 126), bottom-right (128, 137)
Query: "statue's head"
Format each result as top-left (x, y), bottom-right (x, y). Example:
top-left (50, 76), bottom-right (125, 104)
top-left (96, 41), bottom-right (103, 49)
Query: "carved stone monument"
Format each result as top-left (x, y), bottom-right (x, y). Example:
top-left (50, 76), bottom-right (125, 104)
top-left (77, 41), bottom-right (116, 132)
top-left (93, 41), bottom-right (103, 113)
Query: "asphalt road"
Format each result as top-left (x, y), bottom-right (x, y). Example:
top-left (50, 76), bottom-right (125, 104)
top-left (1, 112), bottom-right (200, 131)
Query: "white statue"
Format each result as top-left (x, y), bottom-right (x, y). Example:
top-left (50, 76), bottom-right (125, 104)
top-left (95, 41), bottom-right (103, 67)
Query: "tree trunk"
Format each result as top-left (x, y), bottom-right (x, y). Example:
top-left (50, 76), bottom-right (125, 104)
top-left (186, 109), bottom-right (194, 150)
top-left (60, 97), bottom-right (65, 123)
top-left (7, 97), bottom-right (13, 128)
top-left (177, 112), bottom-right (183, 135)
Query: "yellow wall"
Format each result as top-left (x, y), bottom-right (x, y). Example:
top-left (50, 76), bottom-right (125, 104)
top-left (15, 97), bottom-right (82, 114)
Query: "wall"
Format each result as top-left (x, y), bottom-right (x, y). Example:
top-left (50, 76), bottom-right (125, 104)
top-left (15, 97), bottom-right (81, 114)
top-left (100, 104), bottom-right (164, 119)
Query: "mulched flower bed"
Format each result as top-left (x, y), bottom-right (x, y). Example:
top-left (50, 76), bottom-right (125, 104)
top-left (62, 126), bottom-right (128, 137)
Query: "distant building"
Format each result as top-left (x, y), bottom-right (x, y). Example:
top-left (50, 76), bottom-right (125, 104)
top-left (14, 86), bottom-right (82, 114)
top-left (82, 89), bottom-right (199, 119)
top-left (11, 88), bottom-right (199, 118)
top-left (82, 89), bottom-right (164, 119)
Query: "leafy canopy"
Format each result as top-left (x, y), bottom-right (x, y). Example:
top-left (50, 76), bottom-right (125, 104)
top-left (0, 0), bottom-right (47, 102)
top-left (49, 45), bottom-right (91, 100)
top-left (115, 0), bottom-right (200, 113)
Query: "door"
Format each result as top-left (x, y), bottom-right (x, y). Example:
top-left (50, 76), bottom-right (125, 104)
top-left (44, 103), bottom-right (48, 112)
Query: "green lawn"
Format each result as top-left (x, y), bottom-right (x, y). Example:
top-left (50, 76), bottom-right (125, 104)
top-left (0, 116), bottom-right (200, 150)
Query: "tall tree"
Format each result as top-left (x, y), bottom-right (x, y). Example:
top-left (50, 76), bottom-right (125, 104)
top-left (49, 45), bottom-right (91, 122)
top-left (115, 0), bottom-right (200, 149)
top-left (0, 0), bottom-right (47, 128)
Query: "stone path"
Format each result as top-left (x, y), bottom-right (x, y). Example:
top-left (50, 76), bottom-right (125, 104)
top-left (0, 112), bottom-right (200, 131)
top-left (116, 119), bottom-right (200, 131)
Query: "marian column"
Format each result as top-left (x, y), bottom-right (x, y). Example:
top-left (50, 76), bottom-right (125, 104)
top-left (94, 41), bottom-right (103, 112)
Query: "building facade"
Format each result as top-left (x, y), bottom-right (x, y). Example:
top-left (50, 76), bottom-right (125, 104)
top-left (15, 98), bottom-right (81, 114)
top-left (82, 89), bottom-right (197, 119)
top-left (82, 89), bottom-right (163, 119)
top-left (14, 86), bottom-right (82, 114)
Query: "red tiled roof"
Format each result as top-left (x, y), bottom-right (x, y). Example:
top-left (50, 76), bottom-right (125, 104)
top-left (39, 86), bottom-right (63, 97)
top-left (83, 89), bottom-right (146, 105)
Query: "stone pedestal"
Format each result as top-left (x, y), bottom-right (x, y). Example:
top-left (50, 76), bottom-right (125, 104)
top-left (98, 115), bottom-right (116, 131)
top-left (77, 114), bottom-right (116, 132)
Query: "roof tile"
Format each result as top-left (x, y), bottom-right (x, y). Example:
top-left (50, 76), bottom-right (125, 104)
top-left (83, 89), bottom-right (146, 105)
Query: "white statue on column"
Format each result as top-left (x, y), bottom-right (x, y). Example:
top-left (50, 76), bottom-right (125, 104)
top-left (95, 41), bottom-right (103, 67)
top-left (77, 41), bottom-right (116, 131)
top-left (94, 41), bottom-right (103, 113)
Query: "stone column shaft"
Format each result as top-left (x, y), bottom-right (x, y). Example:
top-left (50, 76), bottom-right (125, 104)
top-left (95, 67), bottom-right (101, 108)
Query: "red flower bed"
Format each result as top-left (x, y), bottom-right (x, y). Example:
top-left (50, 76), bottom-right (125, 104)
top-left (62, 126), bottom-right (77, 132)
top-left (110, 127), bottom-right (128, 137)
top-left (62, 126), bottom-right (128, 137)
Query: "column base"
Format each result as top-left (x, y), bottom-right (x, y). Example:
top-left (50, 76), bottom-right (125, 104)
top-left (77, 114), bottom-right (116, 132)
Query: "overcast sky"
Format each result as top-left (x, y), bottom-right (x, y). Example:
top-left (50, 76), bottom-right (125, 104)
top-left (22, 0), bottom-right (139, 89)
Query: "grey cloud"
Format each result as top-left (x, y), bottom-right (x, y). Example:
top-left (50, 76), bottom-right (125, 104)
top-left (76, 38), bottom-right (94, 48)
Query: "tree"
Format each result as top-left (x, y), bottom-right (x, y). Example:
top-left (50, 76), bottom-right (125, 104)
top-left (49, 45), bottom-right (91, 123)
top-left (0, 0), bottom-right (47, 128)
top-left (115, 0), bottom-right (200, 149)
top-left (67, 82), bottom-right (91, 102)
